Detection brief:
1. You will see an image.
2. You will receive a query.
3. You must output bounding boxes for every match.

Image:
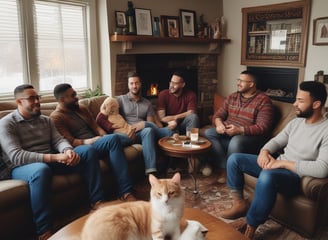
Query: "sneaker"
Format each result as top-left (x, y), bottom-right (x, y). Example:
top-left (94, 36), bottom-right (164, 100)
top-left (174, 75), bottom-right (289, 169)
top-left (201, 165), bottom-right (212, 176)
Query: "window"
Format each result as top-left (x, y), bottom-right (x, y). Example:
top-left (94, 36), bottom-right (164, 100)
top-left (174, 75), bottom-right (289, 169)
top-left (0, 0), bottom-right (98, 98)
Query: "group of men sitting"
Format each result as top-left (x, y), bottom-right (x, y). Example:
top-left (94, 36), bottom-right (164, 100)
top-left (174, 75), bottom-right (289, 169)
top-left (1, 69), bottom-right (328, 240)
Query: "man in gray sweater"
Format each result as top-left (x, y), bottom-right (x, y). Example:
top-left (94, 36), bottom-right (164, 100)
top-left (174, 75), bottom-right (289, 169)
top-left (219, 81), bottom-right (328, 239)
top-left (0, 84), bottom-right (105, 240)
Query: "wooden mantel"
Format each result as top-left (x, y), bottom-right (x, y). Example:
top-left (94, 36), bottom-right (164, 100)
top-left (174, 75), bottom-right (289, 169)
top-left (110, 34), bottom-right (231, 54)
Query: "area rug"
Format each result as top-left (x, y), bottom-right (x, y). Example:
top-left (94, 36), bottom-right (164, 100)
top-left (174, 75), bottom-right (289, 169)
top-left (134, 170), bottom-right (328, 240)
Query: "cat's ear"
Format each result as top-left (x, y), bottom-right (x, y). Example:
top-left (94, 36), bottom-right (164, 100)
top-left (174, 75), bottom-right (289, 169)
top-left (149, 174), bottom-right (159, 186)
top-left (171, 172), bottom-right (181, 184)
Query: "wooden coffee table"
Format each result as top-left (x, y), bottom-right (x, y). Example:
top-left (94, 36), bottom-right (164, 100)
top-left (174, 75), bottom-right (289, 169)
top-left (158, 136), bottom-right (211, 194)
top-left (49, 202), bottom-right (247, 240)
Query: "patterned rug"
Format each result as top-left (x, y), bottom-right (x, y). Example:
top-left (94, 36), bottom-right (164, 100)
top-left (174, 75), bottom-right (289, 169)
top-left (134, 169), bottom-right (328, 240)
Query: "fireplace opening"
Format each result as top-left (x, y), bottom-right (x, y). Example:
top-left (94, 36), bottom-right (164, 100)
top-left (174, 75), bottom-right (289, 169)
top-left (247, 66), bottom-right (299, 103)
top-left (136, 54), bottom-right (198, 99)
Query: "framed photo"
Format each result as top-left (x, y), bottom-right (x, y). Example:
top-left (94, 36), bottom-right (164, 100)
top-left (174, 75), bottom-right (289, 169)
top-left (135, 8), bottom-right (152, 36)
top-left (313, 17), bottom-right (328, 45)
top-left (166, 16), bottom-right (180, 38)
top-left (160, 15), bottom-right (180, 38)
top-left (180, 9), bottom-right (196, 37)
top-left (115, 11), bottom-right (127, 28)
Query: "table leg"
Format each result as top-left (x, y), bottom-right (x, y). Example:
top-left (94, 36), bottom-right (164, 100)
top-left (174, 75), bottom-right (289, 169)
top-left (188, 155), bottom-right (199, 194)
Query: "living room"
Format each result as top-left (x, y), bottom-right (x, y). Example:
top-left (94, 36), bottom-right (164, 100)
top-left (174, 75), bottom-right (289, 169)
top-left (0, 0), bottom-right (328, 240)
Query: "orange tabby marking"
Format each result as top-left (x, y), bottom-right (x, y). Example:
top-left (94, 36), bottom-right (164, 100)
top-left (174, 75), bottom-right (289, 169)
top-left (81, 173), bottom-right (186, 240)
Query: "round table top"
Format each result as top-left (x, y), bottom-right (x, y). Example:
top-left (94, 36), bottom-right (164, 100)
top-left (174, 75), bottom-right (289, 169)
top-left (49, 202), bottom-right (247, 240)
top-left (158, 136), bottom-right (212, 157)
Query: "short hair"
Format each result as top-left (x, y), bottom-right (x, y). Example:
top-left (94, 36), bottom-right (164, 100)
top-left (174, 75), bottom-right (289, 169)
top-left (53, 83), bottom-right (72, 100)
top-left (14, 84), bottom-right (34, 99)
top-left (240, 70), bottom-right (258, 84)
top-left (172, 71), bottom-right (185, 82)
top-left (127, 71), bottom-right (140, 79)
top-left (299, 81), bottom-right (327, 107)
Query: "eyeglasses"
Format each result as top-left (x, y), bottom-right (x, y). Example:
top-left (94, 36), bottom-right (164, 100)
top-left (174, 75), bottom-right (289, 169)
top-left (170, 81), bottom-right (182, 85)
top-left (20, 95), bottom-right (42, 102)
top-left (237, 79), bottom-right (253, 84)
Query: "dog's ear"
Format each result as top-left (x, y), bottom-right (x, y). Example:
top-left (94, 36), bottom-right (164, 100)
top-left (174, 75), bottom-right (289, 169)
top-left (100, 98), bottom-right (110, 115)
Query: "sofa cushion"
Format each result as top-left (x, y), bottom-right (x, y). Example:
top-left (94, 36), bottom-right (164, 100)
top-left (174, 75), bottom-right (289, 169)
top-left (271, 100), bottom-right (295, 137)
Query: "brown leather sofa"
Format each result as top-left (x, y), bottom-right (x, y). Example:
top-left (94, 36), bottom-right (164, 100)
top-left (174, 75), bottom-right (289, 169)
top-left (204, 93), bottom-right (328, 238)
top-left (0, 95), bottom-right (145, 240)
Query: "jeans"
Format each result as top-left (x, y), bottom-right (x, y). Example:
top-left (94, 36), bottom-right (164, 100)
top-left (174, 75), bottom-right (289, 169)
top-left (134, 127), bottom-right (157, 174)
top-left (92, 134), bottom-right (133, 196)
top-left (176, 113), bottom-right (199, 134)
top-left (112, 128), bottom-right (156, 174)
top-left (226, 153), bottom-right (301, 227)
top-left (11, 145), bottom-right (104, 235)
top-left (204, 127), bottom-right (267, 169)
top-left (145, 121), bottom-right (173, 139)
top-left (115, 123), bottom-right (171, 174)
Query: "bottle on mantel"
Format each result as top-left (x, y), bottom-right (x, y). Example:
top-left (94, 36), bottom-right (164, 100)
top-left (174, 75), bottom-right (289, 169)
top-left (126, 1), bottom-right (136, 35)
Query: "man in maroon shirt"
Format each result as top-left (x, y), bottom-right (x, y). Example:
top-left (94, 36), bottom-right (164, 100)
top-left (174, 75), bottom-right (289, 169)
top-left (205, 70), bottom-right (274, 183)
top-left (157, 71), bottom-right (199, 134)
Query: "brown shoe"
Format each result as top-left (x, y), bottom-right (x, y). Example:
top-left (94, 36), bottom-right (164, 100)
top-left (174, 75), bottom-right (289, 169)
top-left (220, 199), bottom-right (249, 219)
top-left (244, 224), bottom-right (257, 239)
top-left (120, 192), bottom-right (137, 202)
top-left (38, 230), bottom-right (52, 240)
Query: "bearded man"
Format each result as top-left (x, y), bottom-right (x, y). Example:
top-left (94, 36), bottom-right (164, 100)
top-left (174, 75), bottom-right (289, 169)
top-left (220, 81), bottom-right (328, 239)
top-left (204, 70), bottom-right (274, 182)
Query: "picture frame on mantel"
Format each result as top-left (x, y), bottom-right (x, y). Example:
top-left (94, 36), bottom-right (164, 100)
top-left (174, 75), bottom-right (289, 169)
top-left (313, 17), bottom-right (328, 45)
top-left (160, 15), bottom-right (180, 38)
top-left (115, 11), bottom-right (127, 28)
top-left (135, 8), bottom-right (153, 36)
top-left (180, 9), bottom-right (196, 37)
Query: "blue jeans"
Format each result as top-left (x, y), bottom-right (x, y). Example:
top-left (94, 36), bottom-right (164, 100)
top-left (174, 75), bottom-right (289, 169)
top-left (204, 127), bottom-right (267, 168)
top-left (226, 153), bottom-right (301, 227)
top-left (11, 145), bottom-right (104, 235)
top-left (92, 134), bottom-right (133, 196)
top-left (176, 113), bottom-right (199, 134)
top-left (116, 127), bottom-right (157, 174)
top-left (115, 123), bottom-right (171, 174)
top-left (145, 121), bottom-right (173, 139)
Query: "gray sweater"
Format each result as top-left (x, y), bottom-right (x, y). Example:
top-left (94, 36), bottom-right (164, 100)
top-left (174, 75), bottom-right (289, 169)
top-left (262, 117), bottom-right (328, 178)
top-left (0, 110), bottom-right (72, 179)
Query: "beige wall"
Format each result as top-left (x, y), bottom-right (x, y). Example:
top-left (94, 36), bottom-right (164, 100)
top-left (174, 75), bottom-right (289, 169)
top-left (220, 0), bottom-right (328, 96)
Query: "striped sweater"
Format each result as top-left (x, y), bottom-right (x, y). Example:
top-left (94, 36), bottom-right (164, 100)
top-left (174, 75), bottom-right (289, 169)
top-left (212, 91), bottom-right (274, 136)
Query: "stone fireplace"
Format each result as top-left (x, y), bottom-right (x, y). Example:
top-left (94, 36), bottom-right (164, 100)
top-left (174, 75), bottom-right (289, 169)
top-left (114, 53), bottom-right (219, 106)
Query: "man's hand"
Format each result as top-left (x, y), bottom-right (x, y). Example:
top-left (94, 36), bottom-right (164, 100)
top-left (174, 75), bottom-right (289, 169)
top-left (257, 149), bottom-right (278, 169)
top-left (224, 124), bottom-right (243, 136)
top-left (167, 120), bottom-right (177, 130)
top-left (63, 149), bottom-right (80, 166)
top-left (215, 124), bottom-right (226, 134)
top-left (132, 121), bottom-right (145, 132)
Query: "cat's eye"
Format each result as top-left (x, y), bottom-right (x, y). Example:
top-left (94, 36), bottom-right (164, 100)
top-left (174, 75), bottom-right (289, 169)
top-left (157, 192), bottom-right (162, 196)
top-left (168, 191), bottom-right (175, 196)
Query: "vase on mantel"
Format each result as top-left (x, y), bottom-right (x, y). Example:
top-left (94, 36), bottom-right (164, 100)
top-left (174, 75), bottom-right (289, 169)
top-left (126, 1), bottom-right (136, 35)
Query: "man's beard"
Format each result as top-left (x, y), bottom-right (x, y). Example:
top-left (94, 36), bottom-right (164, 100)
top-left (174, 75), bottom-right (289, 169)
top-left (296, 106), bottom-right (313, 118)
top-left (67, 101), bottom-right (79, 110)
